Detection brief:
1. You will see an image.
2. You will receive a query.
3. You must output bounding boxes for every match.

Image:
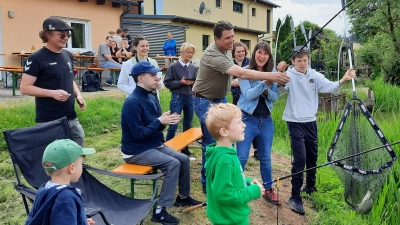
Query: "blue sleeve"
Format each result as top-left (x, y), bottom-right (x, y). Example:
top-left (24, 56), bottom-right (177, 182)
top-left (265, 83), bottom-right (279, 102)
top-left (124, 99), bottom-right (163, 140)
top-left (162, 40), bottom-right (168, 51)
top-left (51, 200), bottom-right (81, 225)
top-left (238, 79), bottom-right (268, 100)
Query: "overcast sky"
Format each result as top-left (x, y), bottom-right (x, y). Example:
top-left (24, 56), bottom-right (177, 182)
top-left (272, 0), bottom-right (347, 35)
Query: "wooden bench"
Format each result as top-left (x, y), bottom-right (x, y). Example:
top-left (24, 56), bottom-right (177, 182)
top-left (112, 128), bottom-right (202, 198)
top-left (74, 67), bottom-right (104, 84)
top-left (0, 66), bottom-right (23, 96)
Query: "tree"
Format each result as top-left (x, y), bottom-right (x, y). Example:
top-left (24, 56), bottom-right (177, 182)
top-left (277, 21), bottom-right (342, 80)
top-left (348, 0), bottom-right (400, 84)
top-left (274, 15), bottom-right (293, 63)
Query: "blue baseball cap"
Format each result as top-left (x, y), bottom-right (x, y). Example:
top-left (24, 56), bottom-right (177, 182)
top-left (130, 61), bottom-right (161, 77)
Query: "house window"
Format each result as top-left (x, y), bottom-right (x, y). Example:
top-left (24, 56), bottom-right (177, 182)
top-left (267, 9), bottom-right (271, 34)
top-left (252, 8), bottom-right (256, 17)
top-left (202, 35), bottom-right (210, 51)
top-left (240, 39), bottom-right (251, 50)
top-left (233, 1), bottom-right (243, 13)
top-left (216, 0), bottom-right (221, 8)
top-left (139, 1), bottom-right (144, 14)
top-left (62, 18), bottom-right (91, 52)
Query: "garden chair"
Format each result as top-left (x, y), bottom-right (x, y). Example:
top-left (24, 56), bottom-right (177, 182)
top-left (3, 117), bottom-right (164, 225)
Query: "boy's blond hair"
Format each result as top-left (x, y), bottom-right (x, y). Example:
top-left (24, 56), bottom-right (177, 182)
top-left (206, 103), bottom-right (242, 140)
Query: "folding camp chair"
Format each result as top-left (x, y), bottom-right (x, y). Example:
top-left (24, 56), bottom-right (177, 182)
top-left (3, 117), bottom-right (164, 225)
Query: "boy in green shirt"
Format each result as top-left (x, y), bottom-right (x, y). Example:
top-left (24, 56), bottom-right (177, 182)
top-left (205, 103), bottom-right (264, 225)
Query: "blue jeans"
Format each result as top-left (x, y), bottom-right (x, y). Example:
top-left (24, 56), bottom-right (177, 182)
top-left (166, 93), bottom-right (194, 141)
top-left (193, 96), bottom-right (227, 184)
top-left (101, 61), bottom-right (121, 84)
top-left (236, 112), bottom-right (274, 189)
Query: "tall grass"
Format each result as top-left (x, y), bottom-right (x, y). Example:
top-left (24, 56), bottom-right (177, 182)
top-left (270, 90), bottom-right (400, 224)
top-left (370, 77), bottom-right (400, 112)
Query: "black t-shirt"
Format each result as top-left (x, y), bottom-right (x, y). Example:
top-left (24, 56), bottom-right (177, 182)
top-left (252, 96), bottom-right (271, 118)
top-left (23, 47), bottom-right (76, 123)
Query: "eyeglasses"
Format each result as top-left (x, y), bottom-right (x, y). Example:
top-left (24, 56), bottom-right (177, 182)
top-left (55, 33), bottom-right (71, 39)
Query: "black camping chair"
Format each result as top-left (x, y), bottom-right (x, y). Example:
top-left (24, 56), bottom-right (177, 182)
top-left (3, 117), bottom-right (164, 225)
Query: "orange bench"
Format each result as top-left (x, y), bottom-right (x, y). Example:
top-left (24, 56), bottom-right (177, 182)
top-left (112, 128), bottom-right (202, 198)
top-left (0, 67), bottom-right (23, 96)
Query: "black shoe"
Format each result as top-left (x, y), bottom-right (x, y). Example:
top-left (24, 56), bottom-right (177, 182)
top-left (301, 186), bottom-right (318, 195)
top-left (202, 184), bottom-right (206, 194)
top-left (253, 149), bottom-right (259, 160)
top-left (174, 195), bottom-right (203, 207)
top-left (181, 147), bottom-right (192, 156)
top-left (151, 208), bottom-right (180, 225)
top-left (286, 196), bottom-right (305, 215)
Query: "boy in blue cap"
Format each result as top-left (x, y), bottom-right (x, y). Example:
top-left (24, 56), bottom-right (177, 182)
top-left (120, 61), bottom-right (203, 225)
top-left (25, 139), bottom-right (96, 225)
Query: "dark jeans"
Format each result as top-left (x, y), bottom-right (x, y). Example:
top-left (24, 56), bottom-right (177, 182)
top-left (193, 96), bottom-right (227, 184)
top-left (287, 121), bottom-right (318, 196)
top-left (166, 93), bottom-right (194, 141)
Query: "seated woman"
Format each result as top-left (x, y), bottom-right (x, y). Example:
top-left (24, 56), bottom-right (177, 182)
top-left (117, 36), bottom-right (160, 98)
top-left (236, 41), bottom-right (281, 205)
top-left (163, 42), bottom-right (197, 156)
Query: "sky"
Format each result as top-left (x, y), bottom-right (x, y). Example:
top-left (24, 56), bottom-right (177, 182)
top-left (272, 0), bottom-right (347, 36)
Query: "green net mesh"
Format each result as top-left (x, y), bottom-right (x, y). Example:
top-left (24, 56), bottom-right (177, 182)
top-left (327, 100), bottom-right (396, 214)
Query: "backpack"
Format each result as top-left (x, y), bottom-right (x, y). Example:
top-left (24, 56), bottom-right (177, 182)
top-left (81, 70), bottom-right (101, 92)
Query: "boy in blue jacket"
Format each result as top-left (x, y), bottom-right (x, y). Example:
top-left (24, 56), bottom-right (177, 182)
top-left (25, 139), bottom-right (96, 225)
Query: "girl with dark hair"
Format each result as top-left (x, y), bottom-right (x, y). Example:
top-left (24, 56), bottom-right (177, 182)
top-left (117, 36), bottom-right (161, 97)
top-left (236, 41), bottom-right (281, 205)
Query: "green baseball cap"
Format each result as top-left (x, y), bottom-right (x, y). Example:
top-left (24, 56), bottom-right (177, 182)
top-left (42, 139), bottom-right (96, 172)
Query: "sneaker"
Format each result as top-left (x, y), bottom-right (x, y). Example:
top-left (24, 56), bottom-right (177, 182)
top-left (151, 208), bottom-right (180, 225)
top-left (104, 82), bottom-right (113, 87)
top-left (301, 186), bottom-right (318, 195)
top-left (253, 149), bottom-right (259, 160)
top-left (174, 195), bottom-right (203, 207)
top-left (263, 188), bottom-right (282, 205)
top-left (286, 196), bottom-right (305, 215)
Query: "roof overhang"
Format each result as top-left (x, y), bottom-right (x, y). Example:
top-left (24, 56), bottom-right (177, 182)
top-left (256, 0), bottom-right (280, 8)
top-left (123, 14), bottom-right (266, 35)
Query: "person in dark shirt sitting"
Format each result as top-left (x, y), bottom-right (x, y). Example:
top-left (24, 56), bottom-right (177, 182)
top-left (120, 61), bottom-right (203, 225)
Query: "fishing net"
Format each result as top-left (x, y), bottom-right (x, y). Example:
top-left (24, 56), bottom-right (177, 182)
top-left (327, 98), bottom-right (397, 214)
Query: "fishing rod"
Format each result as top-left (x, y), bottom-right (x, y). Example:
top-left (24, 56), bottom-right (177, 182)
top-left (341, 0), bottom-right (357, 97)
top-left (265, 141), bottom-right (400, 186)
top-left (284, 0), bottom-right (357, 64)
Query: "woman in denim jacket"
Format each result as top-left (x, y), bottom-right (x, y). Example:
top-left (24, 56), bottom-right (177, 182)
top-left (236, 41), bottom-right (281, 205)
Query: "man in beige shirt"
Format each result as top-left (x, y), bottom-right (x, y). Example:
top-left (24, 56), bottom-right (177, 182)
top-left (192, 20), bottom-right (289, 194)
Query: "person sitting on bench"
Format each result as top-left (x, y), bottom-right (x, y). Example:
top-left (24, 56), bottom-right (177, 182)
top-left (120, 61), bottom-right (202, 225)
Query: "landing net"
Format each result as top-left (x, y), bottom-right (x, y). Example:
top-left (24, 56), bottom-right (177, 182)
top-left (327, 98), bottom-right (396, 213)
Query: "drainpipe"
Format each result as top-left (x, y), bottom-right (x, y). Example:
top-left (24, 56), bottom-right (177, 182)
top-left (247, 0), bottom-right (257, 28)
top-left (120, 2), bottom-right (132, 28)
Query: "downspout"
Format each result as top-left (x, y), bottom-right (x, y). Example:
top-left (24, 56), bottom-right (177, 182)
top-left (247, 0), bottom-right (257, 28)
top-left (120, 2), bottom-right (132, 28)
